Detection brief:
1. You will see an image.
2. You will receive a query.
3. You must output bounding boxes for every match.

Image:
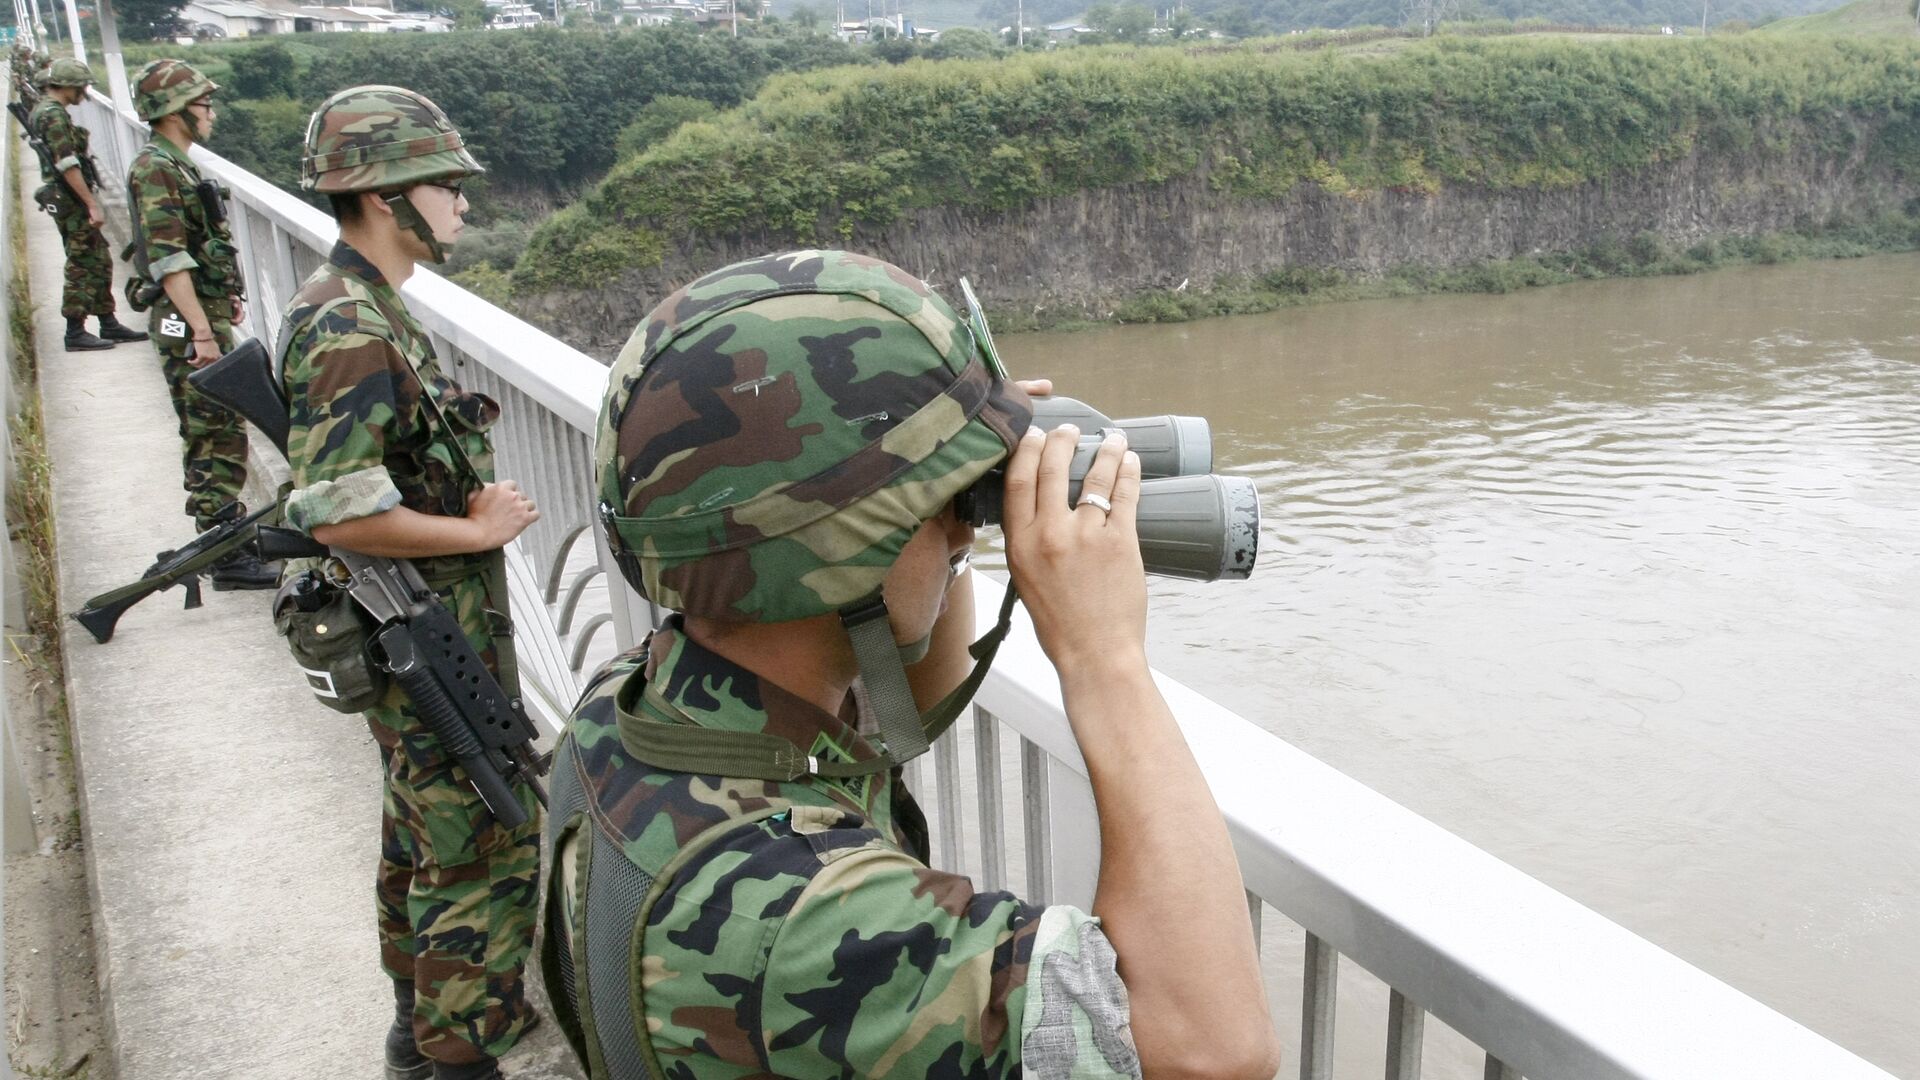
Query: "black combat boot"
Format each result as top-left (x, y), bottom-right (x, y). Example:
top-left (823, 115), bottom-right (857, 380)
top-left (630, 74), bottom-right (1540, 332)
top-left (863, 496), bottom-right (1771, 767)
top-left (386, 980), bottom-right (432, 1080)
top-left (64, 316), bottom-right (112, 352)
top-left (432, 1059), bottom-right (504, 1080)
top-left (95, 314), bottom-right (148, 343)
top-left (198, 504), bottom-right (278, 591)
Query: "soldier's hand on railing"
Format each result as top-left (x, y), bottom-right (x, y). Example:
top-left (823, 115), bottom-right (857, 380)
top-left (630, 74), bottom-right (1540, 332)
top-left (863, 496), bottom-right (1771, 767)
top-left (466, 480), bottom-right (539, 549)
top-left (1002, 421), bottom-right (1147, 674)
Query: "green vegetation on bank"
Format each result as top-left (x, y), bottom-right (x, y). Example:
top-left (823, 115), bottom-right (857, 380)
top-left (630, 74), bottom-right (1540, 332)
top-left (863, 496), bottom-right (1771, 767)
top-left (514, 36), bottom-right (1920, 292)
top-left (1757, 0), bottom-right (1919, 35)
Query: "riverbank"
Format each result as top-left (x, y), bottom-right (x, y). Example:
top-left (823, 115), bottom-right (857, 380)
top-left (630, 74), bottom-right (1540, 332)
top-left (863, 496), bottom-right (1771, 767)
top-left (511, 36), bottom-right (1920, 354)
top-left (1002, 208), bottom-right (1920, 331)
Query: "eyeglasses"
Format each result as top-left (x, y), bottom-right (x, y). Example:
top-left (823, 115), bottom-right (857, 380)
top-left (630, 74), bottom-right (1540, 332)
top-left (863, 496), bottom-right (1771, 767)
top-left (187, 98), bottom-right (216, 113)
top-left (424, 182), bottom-right (464, 198)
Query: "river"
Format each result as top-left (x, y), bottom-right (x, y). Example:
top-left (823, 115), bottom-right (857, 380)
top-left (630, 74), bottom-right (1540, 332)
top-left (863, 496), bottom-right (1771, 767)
top-left (987, 253), bottom-right (1920, 1077)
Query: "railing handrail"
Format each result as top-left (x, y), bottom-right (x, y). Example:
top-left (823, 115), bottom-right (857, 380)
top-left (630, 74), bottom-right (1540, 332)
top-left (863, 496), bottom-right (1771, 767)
top-left (69, 86), bottom-right (1897, 1080)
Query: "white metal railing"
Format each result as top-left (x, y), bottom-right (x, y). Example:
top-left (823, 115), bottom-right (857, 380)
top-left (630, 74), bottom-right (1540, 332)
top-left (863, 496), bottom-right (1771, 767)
top-left (69, 87), bottom-right (1897, 1080)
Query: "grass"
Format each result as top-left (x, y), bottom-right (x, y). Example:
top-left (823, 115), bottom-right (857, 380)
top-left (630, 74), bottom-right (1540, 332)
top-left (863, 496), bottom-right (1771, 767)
top-left (1756, 0), bottom-right (1919, 35)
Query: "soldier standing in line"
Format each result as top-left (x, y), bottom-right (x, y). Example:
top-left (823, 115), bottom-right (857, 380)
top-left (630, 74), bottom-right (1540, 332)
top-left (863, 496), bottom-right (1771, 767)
top-left (545, 250), bottom-right (1282, 1079)
top-left (280, 85), bottom-right (542, 1080)
top-left (125, 59), bottom-right (274, 589)
top-left (29, 57), bottom-right (147, 352)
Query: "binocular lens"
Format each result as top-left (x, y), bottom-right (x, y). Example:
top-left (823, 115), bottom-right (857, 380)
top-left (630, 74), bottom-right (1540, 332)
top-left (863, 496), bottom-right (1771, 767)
top-left (953, 395), bottom-right (1259, 582)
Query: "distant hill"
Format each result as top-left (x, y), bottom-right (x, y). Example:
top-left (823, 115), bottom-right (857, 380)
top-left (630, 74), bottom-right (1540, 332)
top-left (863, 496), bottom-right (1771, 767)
top-left (1756, 0), bottom-right (1917, 33)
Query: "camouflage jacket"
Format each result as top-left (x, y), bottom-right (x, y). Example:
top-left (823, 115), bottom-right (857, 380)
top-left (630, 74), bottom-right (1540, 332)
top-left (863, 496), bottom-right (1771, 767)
top-left (545, 622), bottom-right (1141, 1080)
top-left (280, 240), bottom-right (500, 585)
top-left (27, 96), bottom-right (89, 189)
top-left (126, 135), bottom-right (238, 295)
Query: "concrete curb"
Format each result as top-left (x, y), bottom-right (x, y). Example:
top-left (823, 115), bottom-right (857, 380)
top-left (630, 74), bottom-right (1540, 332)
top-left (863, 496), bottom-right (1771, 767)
top-left (23, 135), bottom-right (576, 1078)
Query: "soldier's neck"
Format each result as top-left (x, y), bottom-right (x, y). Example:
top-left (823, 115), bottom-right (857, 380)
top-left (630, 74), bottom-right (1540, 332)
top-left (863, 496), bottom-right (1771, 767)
top-left (155, 119), bottom-right (194, 154)
top-left (683, 614), bottom-right (858, 717)
top-left (337, 220), bottom-right (416, 290)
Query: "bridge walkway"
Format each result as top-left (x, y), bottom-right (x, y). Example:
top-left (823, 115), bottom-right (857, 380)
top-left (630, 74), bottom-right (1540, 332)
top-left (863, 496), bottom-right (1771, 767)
top-left (22, 144), bottom-right (581, 1080)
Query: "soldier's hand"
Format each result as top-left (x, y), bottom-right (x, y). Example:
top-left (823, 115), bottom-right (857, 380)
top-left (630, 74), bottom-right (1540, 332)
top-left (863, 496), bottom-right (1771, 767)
top-left (85, 203), bottom-right (103, 229)
top-left (189, 335), bottom-right (222, 368)
top-left (467, 480), bottom-right (539, 549)
top-left (232, 300), bottom-right (246, 327)
top-left (1002, 423), bottom-right (1148, 674)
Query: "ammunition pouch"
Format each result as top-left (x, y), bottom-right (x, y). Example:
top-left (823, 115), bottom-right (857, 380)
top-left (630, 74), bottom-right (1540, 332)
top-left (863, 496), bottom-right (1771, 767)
top-left (275, 570), bottom-right (387, 714)
top-left (119, 251), bottom-right (163, 313)
top-left (32, 182), bottom-right (58, 214)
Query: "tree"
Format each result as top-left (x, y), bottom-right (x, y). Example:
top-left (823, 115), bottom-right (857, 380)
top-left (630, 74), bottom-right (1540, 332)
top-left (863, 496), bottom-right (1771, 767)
top-left (789, 2), bottom-right (822, 30)
top-left (928, 25), bottom-right (1000, 58)
top-left (1086, 1), bottom-right (1154, 40)
top-left (1402, 0), bottom-right (1457, 34)
top-left (113, 0), bottom-right (185, 40)
top-left (615, 94), bottom-right (719, 159)
top-left (228, 41), bottom-right (297, 98)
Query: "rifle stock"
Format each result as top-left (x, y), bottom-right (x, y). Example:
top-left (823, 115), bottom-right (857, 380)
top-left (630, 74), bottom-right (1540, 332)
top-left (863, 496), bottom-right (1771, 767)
top-left (68, 505), bottom-right (271, 644)
top-left (191, 340), bottom-right (547, 825)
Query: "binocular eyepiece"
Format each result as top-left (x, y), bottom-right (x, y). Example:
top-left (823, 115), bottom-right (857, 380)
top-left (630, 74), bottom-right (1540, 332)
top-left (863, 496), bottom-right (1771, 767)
top-left (955, 396), bottom-right (1261, 582)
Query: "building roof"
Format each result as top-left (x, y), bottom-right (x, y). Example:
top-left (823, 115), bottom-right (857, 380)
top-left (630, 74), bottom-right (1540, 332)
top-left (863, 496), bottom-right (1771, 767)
top-left (182, 0), bottom-right (284, 18)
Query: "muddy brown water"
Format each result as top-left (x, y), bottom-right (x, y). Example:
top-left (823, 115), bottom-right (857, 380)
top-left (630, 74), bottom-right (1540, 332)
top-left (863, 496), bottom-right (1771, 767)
top-left (983, 254), bottom-right (1920, 1076)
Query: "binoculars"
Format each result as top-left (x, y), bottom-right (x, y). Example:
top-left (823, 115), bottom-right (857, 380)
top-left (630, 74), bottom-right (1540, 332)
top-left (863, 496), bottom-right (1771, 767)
top-left (954, 396), bottom-right (1261, 582)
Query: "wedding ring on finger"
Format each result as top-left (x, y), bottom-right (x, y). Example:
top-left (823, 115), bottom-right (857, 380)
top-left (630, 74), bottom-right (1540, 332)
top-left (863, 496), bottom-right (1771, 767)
top-left (1078, 492), bottom-right (1113, 515)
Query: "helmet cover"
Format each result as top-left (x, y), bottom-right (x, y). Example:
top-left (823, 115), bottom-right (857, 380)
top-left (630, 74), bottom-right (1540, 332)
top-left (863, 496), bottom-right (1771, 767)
top-left (598, 250), bottom-right (1032, 623)
top-left (44, 57), bottom-right (90, 88)
top-left (301, 85), bottom-right (483, 194)
top-left (133, 58), bottom-right (217, 121)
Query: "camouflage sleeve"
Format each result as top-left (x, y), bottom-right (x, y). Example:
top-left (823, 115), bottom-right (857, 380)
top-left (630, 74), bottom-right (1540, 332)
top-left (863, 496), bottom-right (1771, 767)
top-left (133, 159), bottom-right (196, 278)
top-left (34, 106), bottom-right (81, 173)
top-left (757, 811), bottom-right (1136, 1079)
top-left (283, 314), bottom-right (407, 533)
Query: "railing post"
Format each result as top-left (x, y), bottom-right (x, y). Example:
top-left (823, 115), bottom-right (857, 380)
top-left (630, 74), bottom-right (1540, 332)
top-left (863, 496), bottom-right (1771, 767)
top-left (1387, 990), bottom-right (1425, 1080)
top-left (1301, 933), bottom-right (1338, 1080)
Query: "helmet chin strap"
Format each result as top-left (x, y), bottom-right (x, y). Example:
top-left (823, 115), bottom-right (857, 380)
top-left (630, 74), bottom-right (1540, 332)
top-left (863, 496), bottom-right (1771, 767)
top-left (838, 583), bottom-right (1021, 767)
top-left (382, 190), bottom-right (449, 264)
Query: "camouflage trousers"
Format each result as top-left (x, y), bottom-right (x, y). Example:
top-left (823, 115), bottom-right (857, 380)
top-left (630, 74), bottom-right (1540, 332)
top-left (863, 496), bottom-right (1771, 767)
top-left (50, 197), bottom-right (111, 319)
top-left (371, 571), bottom-right (541, 1065)
top-left (149, 298), bottom-right (249, 530)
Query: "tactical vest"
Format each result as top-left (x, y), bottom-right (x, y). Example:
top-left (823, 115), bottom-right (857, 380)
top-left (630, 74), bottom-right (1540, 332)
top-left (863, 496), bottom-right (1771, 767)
top-left (542, 656), bottom-right (933, 1079)
top-left (125, 141), bottom-right (241, 301)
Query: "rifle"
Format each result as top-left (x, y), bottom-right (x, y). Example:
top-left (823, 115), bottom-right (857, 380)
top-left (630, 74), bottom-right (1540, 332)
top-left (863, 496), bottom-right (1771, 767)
top-left (7, 98), bottom-right (101, 208)
top-left (189, 340), bottom-right (548, 828)
top-left (7, 100), bottom-right (59, 212)
top-left (69, 499), bottom-right (282, 645)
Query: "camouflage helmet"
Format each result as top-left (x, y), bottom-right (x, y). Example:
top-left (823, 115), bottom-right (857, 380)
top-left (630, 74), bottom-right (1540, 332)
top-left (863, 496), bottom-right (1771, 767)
top-left (597, 249), bottom-right (1032, 624)
top-left (301, 85), bottom-right (483, 194)
top-left (44, 58), bottom-right (91, 89)
top-left (133, 59), bottom-right (217, 122)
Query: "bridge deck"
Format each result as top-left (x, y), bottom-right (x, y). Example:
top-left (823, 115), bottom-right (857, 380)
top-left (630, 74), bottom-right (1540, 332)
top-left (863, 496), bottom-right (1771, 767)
top-left (23, 148), bottom-right (580, 1080)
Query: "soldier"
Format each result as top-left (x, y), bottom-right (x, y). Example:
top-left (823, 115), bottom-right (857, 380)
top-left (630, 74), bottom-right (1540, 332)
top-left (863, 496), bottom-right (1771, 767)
top-left (29, 57), bottom-right (146, 351)
top-left (546, 250), bottom-right (1282, 1079)
top-left (281, 85), bottom-right (542, 1080)
top-left (126, 58), bottom-right (274, 589)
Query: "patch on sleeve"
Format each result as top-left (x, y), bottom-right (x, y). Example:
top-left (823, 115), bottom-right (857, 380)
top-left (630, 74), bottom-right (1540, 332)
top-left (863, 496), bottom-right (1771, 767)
top-left (285, 465), bottom-right (402, 532)
top-left (1019, 907), bottom-right (1141, 1080)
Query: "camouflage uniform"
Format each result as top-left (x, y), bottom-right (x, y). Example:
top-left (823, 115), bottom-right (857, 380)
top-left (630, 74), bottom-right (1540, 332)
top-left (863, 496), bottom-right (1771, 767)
top-left (126, 113), bottom-right (251, 529)
top-left (29, 93), bottom-right (112, 320)
top-left (548, 250), bottom-right (1141, 1078)
top-left (286, 84), bottom-right (536, 1072)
